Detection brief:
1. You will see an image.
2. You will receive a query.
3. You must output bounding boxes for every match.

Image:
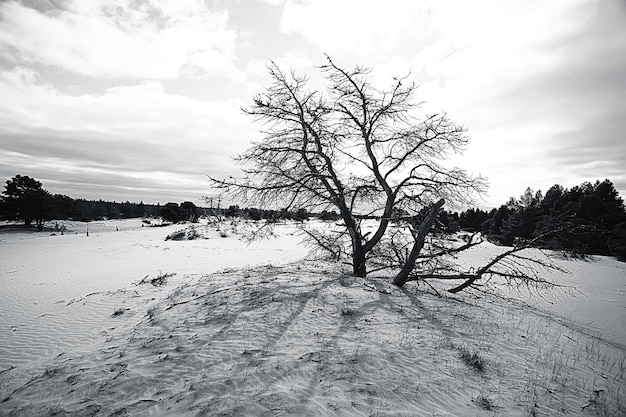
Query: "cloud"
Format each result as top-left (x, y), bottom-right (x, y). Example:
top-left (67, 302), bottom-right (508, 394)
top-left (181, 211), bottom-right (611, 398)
top-left (358, 0), bottom-right (626, 206)
top-left (0, 67), bottom-right (258, 203)
top-left (460, 0), bottom-right (626, 203)
top-left (0, 0), bottom-right (239, 79)
top-left (280, 0), bottom-right (433, 57)
top-left (256, 0), bottom-right (286, 7)
top-left (273, 0), bottom-right (626, 207)
top-left (1, 145), bottom-right (217, 204)
top-left (1, 0), bottom-right (624, 208)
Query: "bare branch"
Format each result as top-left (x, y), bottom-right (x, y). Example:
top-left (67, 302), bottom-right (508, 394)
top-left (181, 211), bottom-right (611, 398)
top-left (211, 56), bottom-right (485, 279)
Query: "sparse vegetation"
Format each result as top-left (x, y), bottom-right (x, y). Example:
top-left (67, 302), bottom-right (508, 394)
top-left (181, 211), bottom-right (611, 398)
top-left (111, 307), bottom-right (127, 317)
top-left (474, 395), bottom-right (495, 411)
top-left (1, 207), bottom-right (624, 416)
top-left (458, 346), bottom-right (486, 373)
top-left (165, 227), bottom-right (199, 241)
top-left (339, 305), bottom-right (355, 317)
top-left (2, 262), bottom-right (623, 416)
top-left (136, 272), bottom-right (176, 286)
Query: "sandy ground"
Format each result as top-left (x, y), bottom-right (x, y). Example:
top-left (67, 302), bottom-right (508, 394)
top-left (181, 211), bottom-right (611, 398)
top-left (0, 219), bottom-right (307, 371)
top-left (0, 219), bottom-right (625, 416)
top-left (442, 239), bottom-right (626, 349)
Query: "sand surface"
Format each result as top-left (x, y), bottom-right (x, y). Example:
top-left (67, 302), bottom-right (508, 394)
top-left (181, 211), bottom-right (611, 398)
top-left (1, 219), bottom-right (624, 416)
top-left (0, 219), bottom-right (307, 370)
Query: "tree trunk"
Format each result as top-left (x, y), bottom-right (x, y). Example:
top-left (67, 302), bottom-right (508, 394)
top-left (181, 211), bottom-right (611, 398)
top-left (348, 226), bottom-right (367, 277)
top-left (352, 244), bottom-right (367, 277)
top-left (338, 201), bottom-right (368, 277)
top-left (393, 199), bottom-right (445, 287)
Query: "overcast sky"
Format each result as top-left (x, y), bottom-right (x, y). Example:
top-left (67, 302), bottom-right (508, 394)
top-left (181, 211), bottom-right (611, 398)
top-left (1, 0), bottom-right (625, 209)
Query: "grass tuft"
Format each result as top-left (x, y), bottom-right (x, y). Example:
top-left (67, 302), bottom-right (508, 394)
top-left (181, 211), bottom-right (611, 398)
top-left (137, 271), bottom-right (175, 286)
top-left (458, 346), bottom-right (486, 373)
top-left (340, 306), bottom-right (355, 317)
top-left (474, 395), bottom-right (495, 411)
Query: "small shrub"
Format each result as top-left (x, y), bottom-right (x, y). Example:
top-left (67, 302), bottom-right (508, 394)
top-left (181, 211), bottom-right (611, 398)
top-left (458, 347), bottom-right (486, 373)
top-left (474, 395), bottom-right (495, 411)
top-left (581, 389), bottom-right (606, 413)
top-left (187, 228), bottom-right (199, 240)
top-left (340, 305), bottom-right (355, 317)
top-left (111, 308), bottom-right (127, 317)
top-left (165, 226), bottom-right (200, 241)
top-left (166, 230), bottom-right (183, 240)
top-left (137, 272), bottom-right (176, 286)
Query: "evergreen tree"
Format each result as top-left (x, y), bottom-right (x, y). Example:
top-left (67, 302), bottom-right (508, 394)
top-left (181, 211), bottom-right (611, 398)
top-left (161, 202), bottom-right (183, 223)
top-left (180, 201), bottom-right (198, 222)
top-left (1, 175), bottom-right (52, 231)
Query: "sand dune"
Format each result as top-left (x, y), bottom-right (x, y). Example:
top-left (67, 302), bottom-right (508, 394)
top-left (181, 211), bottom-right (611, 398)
top-left (0, 220), bottom-right (306, 371)
top-left (1, 220), bottom-right (625, 415)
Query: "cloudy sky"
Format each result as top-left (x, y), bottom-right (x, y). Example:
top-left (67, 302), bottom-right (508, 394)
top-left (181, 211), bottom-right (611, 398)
top-left (1, 0), bottom-right (625, 209)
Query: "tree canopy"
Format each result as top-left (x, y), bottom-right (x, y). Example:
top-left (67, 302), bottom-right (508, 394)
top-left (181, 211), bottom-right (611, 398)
top-left (211, 56), bottom-right (488, 285)
top-left (1, 175), bottom-right (51, 231)
top-left (462, 179), bottom-right (626, 261)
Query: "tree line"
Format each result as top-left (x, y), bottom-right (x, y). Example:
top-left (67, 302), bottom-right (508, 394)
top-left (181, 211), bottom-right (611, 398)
top-left (2, 174), bottom-right (624, 262)
top-left (444, 179), bottom-right (625, 261)
top-left (0, 175), bottom-right (335, 227)
top-left (351, 179), bottom-right (625, 261)
top-left (0, 175), bottom-right (161, 228)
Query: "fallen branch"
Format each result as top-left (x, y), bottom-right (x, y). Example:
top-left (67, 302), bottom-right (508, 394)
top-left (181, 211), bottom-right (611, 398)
top-left (398, 229), bottom-right (569, 293)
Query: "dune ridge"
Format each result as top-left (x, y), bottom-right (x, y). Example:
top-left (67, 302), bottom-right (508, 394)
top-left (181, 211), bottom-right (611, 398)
top-left (2, 261), bottom-right (624, 416)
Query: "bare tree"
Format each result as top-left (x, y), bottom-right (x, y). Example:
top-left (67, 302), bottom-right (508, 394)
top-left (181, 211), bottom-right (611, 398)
top-left (211, 56), bottom-right (490, 285)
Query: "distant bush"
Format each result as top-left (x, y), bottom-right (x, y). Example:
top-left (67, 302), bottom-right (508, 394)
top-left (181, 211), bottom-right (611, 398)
top-left (161, 202), bottom-right (184, 223)
top-left (148, 222), bottom-right (171, 228)
top-left (165, 227), bottom-right (200, 241)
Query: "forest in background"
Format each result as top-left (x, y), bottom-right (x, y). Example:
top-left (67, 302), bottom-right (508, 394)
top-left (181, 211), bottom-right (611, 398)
top-left (1, 175), bottom-right (625, 260)
top-left (451, 179), bottom-right (626, 260)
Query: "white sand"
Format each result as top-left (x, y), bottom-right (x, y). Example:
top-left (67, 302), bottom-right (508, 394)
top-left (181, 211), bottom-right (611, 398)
top-left (1, 220), bottom-right (624, 416)
top-left (445, 239), bottom-right (626, 349)
top-left (0, 219), bottom-right (306, 370)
